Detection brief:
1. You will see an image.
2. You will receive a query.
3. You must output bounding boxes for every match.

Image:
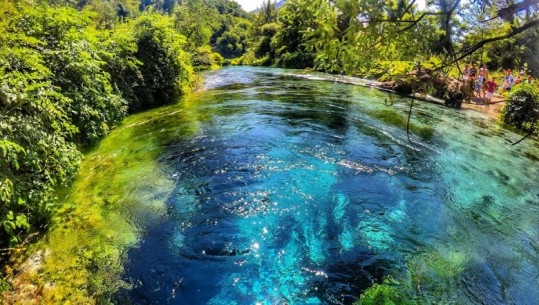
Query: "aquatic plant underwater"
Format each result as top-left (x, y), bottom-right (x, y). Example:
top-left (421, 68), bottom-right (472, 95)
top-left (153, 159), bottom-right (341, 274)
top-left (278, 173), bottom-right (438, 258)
top-left (24, 67), bottom-right (539, 304)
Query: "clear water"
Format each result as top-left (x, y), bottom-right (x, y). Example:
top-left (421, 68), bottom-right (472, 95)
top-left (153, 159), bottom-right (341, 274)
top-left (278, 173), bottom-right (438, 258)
top-left (115, 67), bottom-right (539, 305)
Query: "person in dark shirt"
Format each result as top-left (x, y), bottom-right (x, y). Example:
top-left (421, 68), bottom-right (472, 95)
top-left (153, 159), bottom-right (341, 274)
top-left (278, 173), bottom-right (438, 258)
top-left (469, 64), bottom-right (477, 79)
top-left (468, 64), bottom-right (478, 91)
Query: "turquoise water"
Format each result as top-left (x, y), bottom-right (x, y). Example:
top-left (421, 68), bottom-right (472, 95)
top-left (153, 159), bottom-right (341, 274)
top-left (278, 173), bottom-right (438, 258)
top-left (115, 67), bottom-right (539, 304)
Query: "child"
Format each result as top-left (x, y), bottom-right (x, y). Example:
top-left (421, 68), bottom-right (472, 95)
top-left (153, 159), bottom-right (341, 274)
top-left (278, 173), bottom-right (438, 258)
top-left (463, 65), bottom-right (470, 81)
top-left (501, 69), bottom-right (514, 92)
top-left (476, 64), bottom-right (488, 98)
top-left (484, 78), bottom-right (497, 105)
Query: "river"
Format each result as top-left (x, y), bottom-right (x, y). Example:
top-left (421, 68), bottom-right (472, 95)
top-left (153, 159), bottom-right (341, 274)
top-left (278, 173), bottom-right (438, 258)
top-left (24, 67), bottom-right (539, 305)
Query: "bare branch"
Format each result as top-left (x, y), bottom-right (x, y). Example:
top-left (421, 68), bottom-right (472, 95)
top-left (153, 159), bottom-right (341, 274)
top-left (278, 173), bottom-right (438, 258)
top-left (397, 11), bottom-right (444, 32)
top-left (398, 0), bottom-right (461, 33)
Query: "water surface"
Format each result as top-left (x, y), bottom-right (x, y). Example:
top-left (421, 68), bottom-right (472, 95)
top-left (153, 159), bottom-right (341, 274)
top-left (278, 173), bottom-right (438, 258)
top-left (115, 67), bottom-right (539, 305)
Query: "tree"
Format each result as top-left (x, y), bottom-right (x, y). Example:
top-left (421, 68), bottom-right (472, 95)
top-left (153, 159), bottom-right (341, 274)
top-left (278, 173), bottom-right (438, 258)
top-left (174, 0), bottom-right (220, 50)
top-left (0, 0), bottom-right (195, 247)
top-left (289, 0), bottom-right (539, 75)
top-left (271, 0), bottom-right (316, 68)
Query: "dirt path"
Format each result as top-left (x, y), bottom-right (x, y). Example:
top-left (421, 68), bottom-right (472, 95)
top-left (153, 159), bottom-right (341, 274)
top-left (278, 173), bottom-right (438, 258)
top-left (461, 94), bottom-right (505, 120)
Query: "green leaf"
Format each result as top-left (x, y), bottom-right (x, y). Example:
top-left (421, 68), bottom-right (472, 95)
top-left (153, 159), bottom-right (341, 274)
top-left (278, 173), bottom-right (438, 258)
top-left (15, 215), bottom-right (30, 229)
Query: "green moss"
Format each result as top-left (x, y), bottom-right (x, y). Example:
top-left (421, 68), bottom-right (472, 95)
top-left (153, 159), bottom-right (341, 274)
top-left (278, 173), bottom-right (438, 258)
top-left (369, 109), bottom-right (434, 139)
top-left (357, 279), bottom-right (415, 305)
top-left (0, 277), bottom-right (12, 295)
top-left (17, 97), bottom-right (210, 304)
top-left (356, 248), bottom-right (469, 305)
top-left (424, 250), bottom-right (467, 278)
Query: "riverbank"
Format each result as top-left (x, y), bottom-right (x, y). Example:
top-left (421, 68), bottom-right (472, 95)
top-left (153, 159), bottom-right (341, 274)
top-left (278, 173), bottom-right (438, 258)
top-left (284, 69), bottom-right (507, 122)
top-left (461, 95), bottom-right (506, 120)
top-left (2, 103), bottom-right (190, 304)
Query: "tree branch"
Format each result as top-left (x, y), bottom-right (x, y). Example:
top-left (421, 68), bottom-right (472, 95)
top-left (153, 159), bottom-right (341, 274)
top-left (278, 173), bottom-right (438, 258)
top-left (452, 18), bottom-right (539, 63)
top-left (497, 0), bottom-right (539, 20)
top-left (397, 0), bottom-right (461, 33)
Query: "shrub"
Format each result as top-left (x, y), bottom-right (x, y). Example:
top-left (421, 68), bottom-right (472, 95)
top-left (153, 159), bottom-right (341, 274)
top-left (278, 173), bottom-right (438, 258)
top-left (0, 2), bottom-right (195, 247)
top-left (0, 2), bottom-right (84, 245)
top-left (7, 4), bottom-right (129, 145)
top-left (111, 13), bottom-right (194, 112)
top-left (502, 84), bottom-right (539, 133)
top-left (191, 45), bottom-right (224, 71)
top-left (276, 51), bottom-right (315, 69)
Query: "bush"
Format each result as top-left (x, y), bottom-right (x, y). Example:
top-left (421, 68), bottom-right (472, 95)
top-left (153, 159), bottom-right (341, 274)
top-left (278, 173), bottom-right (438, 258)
top-left (502, 84), bottom-right (539, 133)
top-left (0, 2), bottom-right (84, 245)
top-left (0, 1), bottom-right (195, 247)
top-left (192, 45), bottom-right (224, 71)
top-left (276, 51), bottom-right (315, 69)
top-left (109, 13), bottom-right (194, 112)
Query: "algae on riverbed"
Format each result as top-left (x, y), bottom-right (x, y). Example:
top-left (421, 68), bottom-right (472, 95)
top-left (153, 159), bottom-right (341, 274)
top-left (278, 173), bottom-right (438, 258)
top-left (3, 97), bottom-right (208, 304)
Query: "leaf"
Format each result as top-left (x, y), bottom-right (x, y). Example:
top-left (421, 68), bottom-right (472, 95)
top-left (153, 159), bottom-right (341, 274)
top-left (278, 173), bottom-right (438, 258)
top-left (15, 215), bottom-right (30, 229)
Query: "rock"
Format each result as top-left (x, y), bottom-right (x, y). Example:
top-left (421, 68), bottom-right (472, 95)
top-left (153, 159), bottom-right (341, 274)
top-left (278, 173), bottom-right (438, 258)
top-left (2, 250), bottom-right (49, 305)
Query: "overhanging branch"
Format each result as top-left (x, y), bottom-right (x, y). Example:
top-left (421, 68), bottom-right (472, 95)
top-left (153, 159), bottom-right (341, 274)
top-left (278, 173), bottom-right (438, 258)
top-left (398, 0), bottom-right (461, 33)
top-left (452, 18), bottom-right (539, 63)
top-left (498, 0), bottom-right (539, 20)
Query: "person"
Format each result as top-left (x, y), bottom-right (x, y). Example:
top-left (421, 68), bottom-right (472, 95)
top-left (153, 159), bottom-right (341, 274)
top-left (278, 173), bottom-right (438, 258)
top-left (501, 69), bottom-right (514, 92)
top-left (476, 64), bottom-right (488, 98)
top-left (514, 71), bottom-right (524, 85)
top-left (484, 78), bottom-right (498, 105)
top-left (463, 65), bottom-right (470, 81)
top-left (469, 64), bottom-right (477, 79)
top-left (525, 75), bottom-right (534, 85)
top-left (468, 64), bottom-right (478, 91)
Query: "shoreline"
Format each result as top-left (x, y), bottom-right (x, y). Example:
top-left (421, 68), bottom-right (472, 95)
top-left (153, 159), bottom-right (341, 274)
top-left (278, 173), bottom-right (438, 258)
top-left (283, 69), bottom-right (506, 121)
top-left (461, 97), bottom-right (505, 120)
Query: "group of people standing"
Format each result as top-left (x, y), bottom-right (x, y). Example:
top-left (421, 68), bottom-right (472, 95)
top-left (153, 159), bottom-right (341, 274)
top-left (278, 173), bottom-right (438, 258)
top-left (462, 64), bottom-right (534, 104)
top-left (463, 64), bottom-right (494, 103)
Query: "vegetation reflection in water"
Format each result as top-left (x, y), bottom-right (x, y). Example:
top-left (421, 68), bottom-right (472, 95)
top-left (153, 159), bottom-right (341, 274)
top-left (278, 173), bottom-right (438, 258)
top-left (31, 67), bottom-right (539, 304)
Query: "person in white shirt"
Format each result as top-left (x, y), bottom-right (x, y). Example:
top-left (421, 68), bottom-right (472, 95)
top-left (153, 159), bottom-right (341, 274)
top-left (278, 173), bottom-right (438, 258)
top-left (501, 69), bottom-right (515, 92)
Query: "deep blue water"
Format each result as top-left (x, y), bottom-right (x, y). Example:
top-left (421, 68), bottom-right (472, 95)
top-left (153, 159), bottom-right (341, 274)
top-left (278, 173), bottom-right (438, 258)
top-left (115, 67), bottom-right (539, 305)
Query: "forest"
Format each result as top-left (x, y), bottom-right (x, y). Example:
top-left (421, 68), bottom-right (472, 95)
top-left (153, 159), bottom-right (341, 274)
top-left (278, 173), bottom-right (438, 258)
top-left (1, 0), bottom-right (539, 302)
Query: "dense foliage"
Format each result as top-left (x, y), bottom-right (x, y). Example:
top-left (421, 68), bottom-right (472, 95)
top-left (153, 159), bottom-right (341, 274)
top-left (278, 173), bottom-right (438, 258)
top-left (237, 0), bottom-right (539, 80)
top-left (0, 0), bottom-right (197, 247)
top-left (114, 13), bottom-right (194, 111)
top-left (502, 84), bottom-right (539, 133)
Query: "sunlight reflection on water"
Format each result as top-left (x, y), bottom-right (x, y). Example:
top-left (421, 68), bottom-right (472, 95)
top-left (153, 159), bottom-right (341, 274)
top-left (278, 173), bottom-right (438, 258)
top-left (116, 67), bottom-right (539, 305)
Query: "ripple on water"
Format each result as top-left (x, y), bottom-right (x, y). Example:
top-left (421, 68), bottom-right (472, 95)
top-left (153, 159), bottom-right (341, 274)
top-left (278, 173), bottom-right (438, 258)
top-left (115, 67), bottom-right (539, 305)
